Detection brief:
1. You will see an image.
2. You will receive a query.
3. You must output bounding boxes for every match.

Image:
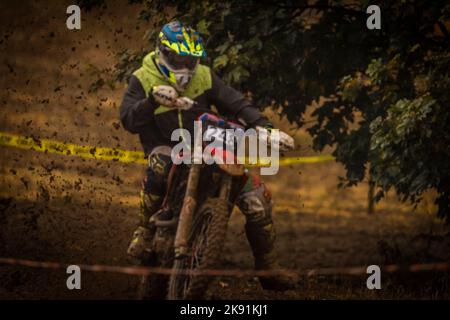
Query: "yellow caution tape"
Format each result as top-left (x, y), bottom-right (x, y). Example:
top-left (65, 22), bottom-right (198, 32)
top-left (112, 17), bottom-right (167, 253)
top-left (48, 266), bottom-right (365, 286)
top-left (279, 154), bottom-right (335, 165)
top-left (0, 131), bottom-right (147, 165)
top-left (0, 131), bottom-right (334, 166)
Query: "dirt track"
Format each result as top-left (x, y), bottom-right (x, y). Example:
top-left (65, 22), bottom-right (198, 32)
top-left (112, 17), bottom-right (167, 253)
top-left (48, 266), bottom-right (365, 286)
top-left (1, 1), bottom-right (450, 299)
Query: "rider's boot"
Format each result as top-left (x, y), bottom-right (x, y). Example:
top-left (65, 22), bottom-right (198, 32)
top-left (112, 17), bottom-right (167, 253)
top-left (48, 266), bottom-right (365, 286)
top-left (245, 222), bottom-right (296, 291)
top-left (127, 190), bottom-right (162, 260)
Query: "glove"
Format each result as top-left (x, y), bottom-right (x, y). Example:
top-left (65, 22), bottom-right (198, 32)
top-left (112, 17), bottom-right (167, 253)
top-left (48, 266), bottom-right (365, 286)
top-left (278, 130), bottom-right (295, 151)
top-left (151, 85), bottom-right (178, 107)
top-left (173, 96), bottom-right (196, 110)
top-left (256, 126), bottom-right (295, 152)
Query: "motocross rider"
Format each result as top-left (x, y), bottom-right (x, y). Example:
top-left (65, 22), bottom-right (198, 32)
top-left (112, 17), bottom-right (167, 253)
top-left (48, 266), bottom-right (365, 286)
top-left (120, 21), bottom-right (295, 290)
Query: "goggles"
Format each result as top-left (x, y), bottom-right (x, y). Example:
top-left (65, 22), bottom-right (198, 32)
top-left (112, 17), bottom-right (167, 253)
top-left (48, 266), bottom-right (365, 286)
top-left (160, 46), bottom-right (199, 71)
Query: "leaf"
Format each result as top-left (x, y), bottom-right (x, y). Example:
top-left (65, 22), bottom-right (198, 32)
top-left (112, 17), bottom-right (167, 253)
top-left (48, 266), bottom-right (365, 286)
top-left (215, 42), bottom-right (230, 54)
top-left (213, 54), bottom-right (229, 70)
top-left (196, 19), bottom-right (211, 36)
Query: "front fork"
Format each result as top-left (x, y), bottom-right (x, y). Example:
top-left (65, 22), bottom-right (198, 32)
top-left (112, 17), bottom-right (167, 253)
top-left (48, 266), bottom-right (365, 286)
top-left (173, 165), bottom-right (232, 259)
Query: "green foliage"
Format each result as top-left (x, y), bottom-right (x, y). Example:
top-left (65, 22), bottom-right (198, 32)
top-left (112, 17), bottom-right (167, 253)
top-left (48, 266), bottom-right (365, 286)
top-left (370, 95), bottom-right (450, 221)
top-left (114, 0), bottom-right (450, 220)
top-left (309, 1), bottom-right (450, 220)
top-left (126, 0), bottom-right (377, 122)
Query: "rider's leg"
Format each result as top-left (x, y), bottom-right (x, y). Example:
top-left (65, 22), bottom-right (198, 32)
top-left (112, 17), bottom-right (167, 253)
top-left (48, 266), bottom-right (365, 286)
top-left (127, 146), bottom-right (172, 259)
top-left (236, 174), bottom-right (295, 290)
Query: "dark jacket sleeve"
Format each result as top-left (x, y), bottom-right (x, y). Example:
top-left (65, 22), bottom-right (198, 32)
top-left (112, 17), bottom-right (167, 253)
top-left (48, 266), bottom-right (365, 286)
top-left (120, 75), bottom-right (158, 134)
top-left (208, 71), bottom-right (270, 127)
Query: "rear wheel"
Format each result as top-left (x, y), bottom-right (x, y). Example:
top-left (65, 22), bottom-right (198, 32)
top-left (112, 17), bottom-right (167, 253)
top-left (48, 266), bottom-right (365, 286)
top-left (167, 198), bottom-right (229, 300)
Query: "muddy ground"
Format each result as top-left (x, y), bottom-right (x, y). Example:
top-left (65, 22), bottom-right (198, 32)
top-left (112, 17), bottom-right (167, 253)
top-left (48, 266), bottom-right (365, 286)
top-left (1, 1), bottom-right (449, 299)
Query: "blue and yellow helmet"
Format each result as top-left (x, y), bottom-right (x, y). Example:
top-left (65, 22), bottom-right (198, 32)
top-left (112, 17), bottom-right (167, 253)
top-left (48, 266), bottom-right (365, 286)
top-left (156, 21), bottom-right (206, 91)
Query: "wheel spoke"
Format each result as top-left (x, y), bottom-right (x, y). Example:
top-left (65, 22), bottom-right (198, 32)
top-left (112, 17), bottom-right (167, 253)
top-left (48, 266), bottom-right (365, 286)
top-left (168, 199), bottom-right (227, 300)
top-left (178, 214), bottom-right (211, 298)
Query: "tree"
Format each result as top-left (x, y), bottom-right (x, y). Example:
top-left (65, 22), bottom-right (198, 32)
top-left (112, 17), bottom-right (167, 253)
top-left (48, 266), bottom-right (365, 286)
top-left (305, 1), bottom-right (450, 221)
top-left (107, 0), bottom-right (450, 220)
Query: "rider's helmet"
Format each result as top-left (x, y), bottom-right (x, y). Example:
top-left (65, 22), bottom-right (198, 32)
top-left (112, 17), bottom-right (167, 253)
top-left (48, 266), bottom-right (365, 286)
top-left (156, 21), bottom-right (206, 92)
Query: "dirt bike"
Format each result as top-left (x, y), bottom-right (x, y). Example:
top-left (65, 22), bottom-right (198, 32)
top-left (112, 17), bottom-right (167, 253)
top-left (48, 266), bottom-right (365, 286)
top-left (137, 112), bottom-right (289, 300)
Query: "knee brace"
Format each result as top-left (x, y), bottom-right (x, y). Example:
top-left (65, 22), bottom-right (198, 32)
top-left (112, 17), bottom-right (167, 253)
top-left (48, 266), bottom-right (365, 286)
top-left (143, 146), bottom-right (173, 195)
top-left (139, 146), bottom-right (172, 225)
top-left (236, 175), bottom-right (273, 227)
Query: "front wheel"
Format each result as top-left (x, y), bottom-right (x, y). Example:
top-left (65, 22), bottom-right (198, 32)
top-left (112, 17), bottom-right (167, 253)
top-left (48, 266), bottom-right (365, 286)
top-left (167, 198), bottom-right (229, 300)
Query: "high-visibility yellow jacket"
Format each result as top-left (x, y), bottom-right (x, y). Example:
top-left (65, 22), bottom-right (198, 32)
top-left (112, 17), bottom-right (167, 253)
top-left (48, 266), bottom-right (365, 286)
top-left (120, 51), bottom-right (269, 156)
